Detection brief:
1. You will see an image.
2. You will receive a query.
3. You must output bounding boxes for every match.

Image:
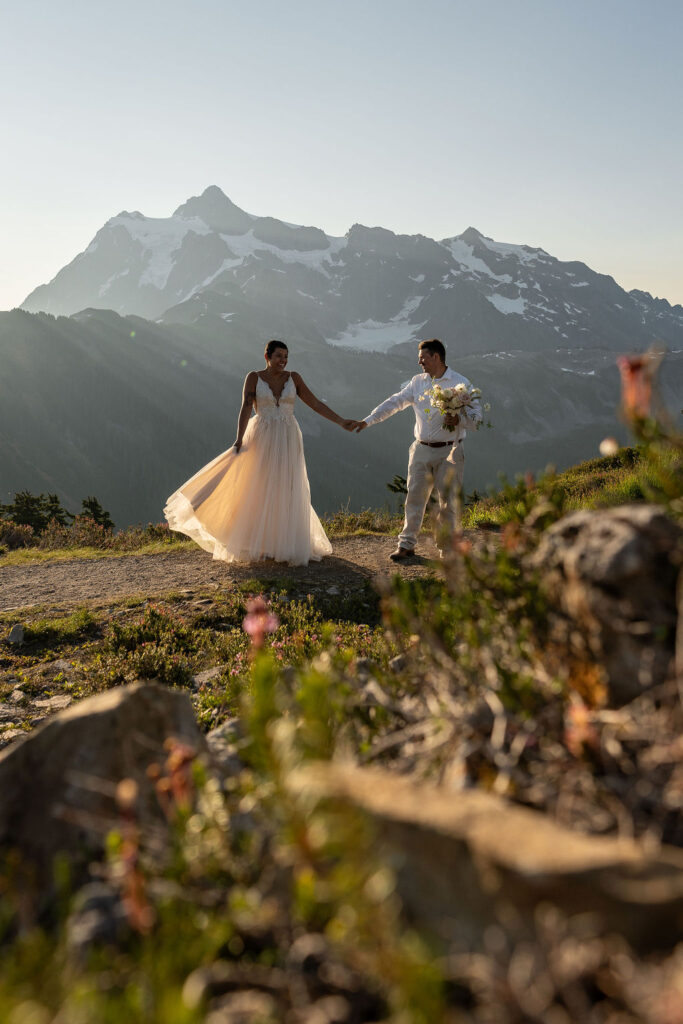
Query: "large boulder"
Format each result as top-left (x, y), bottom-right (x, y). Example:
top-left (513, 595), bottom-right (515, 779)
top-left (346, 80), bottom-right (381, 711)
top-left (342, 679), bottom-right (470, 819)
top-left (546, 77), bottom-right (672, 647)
top-left (291, 763), bottom-right (683, 954)
top-left (529, 505), bottom-right (682, 705)
top-left (0, 682), bottom-right (204, 900)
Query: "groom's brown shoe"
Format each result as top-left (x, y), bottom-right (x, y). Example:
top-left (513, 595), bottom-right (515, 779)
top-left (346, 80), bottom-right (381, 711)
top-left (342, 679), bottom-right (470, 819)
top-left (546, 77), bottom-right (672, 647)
top-left (389, 546), bottom-right (416, 562)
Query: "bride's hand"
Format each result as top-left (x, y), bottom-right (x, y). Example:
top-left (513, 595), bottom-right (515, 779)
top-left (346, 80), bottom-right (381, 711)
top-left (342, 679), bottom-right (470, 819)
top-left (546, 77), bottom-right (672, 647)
top-left (341, 419), bottom-right (358, 431)
top-left (234, 439), bottom-right (242, 452)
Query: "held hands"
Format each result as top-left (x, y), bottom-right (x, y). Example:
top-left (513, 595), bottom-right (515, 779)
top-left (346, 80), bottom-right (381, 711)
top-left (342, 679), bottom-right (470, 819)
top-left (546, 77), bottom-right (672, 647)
top-left (340, 419), bottom-right (367, 432)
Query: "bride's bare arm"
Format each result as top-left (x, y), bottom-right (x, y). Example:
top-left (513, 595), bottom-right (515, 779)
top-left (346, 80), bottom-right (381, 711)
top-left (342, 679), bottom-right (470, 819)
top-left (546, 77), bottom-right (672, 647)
top-left (291, 372), bottom-right (355, 429)
top-left (234, 372), bottom-right (258, 451)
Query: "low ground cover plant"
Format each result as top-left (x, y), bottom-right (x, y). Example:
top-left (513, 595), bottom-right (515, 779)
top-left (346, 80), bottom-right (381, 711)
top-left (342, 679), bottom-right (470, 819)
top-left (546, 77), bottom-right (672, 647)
top-left (1, 353), bottom-right (681, 1020)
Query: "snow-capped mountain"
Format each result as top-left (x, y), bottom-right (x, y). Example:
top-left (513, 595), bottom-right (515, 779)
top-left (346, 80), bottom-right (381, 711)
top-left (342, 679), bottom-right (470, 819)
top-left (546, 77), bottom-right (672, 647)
top-left (21, 186), bottom-right (683, 354)
top-left (10, 187), bottom-right (683, 526)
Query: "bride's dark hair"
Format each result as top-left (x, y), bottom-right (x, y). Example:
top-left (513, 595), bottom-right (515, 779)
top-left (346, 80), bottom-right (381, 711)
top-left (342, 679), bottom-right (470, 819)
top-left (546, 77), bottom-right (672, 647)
top-left (265, 339), bottom-right (288, 358)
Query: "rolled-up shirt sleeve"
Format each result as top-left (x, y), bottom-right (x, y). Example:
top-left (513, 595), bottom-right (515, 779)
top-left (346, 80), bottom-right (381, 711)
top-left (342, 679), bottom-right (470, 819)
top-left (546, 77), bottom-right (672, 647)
top-left (363, 380), bottom-right (415, 427)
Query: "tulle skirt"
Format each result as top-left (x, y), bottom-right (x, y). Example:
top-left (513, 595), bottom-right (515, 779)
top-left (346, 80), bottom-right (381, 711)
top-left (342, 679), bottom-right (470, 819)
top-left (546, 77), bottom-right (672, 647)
top-left (164, 412), bottom-right (332, 566)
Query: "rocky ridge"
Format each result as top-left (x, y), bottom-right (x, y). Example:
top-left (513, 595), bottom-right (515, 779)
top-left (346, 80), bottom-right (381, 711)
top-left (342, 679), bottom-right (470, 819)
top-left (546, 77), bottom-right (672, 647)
top-left (21, 187), bottom-right (683, 356)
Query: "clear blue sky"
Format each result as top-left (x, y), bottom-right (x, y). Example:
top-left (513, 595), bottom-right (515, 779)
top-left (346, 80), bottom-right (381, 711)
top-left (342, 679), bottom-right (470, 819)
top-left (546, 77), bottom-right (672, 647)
top-left (2, 0), bottom-right (681, 309)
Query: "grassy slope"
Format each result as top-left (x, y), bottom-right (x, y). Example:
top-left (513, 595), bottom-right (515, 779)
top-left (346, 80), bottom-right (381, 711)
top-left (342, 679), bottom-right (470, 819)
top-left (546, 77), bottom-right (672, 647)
top-left (0, 447), bottom-right (646, 566)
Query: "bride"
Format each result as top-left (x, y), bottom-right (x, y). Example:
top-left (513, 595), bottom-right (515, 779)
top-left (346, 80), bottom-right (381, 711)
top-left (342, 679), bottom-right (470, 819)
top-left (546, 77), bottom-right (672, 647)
top-left (164, 340), bottom-right (356, 566)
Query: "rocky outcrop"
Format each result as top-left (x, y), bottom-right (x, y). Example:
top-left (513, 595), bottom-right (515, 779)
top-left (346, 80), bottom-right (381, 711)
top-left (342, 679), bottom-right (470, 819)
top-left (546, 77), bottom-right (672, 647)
top-left (529, 505), bottom-right (682, 705)
top-left (0, 682), bottom-right (203, 899)
top-left (291, 763), bottom-right (683, 954)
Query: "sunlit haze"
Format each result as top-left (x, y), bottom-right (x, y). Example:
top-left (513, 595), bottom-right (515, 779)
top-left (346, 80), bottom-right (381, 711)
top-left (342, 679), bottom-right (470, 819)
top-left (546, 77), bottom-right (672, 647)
top-left (2, 0), bottom-right (681, 310)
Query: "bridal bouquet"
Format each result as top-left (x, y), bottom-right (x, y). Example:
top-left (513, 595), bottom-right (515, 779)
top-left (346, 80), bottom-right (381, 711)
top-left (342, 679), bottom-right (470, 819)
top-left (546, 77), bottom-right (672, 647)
top-left (426, 381), bottom-right (486, 431)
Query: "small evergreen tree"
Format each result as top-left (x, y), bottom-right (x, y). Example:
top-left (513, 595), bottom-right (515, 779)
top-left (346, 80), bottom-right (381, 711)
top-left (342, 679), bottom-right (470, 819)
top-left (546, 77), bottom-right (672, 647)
top-left (386, 474), bottom-right (437, 508)
top-left (2, 491), bottom-right (50, 533)
top-left (386, 474), bottom-right (408, 497)
top-left (80, 496), bottom-right (115, 530)
top-left (1, 491), bottom-right (74, 533)
top-left (43, 492), bottom-right (73, 526)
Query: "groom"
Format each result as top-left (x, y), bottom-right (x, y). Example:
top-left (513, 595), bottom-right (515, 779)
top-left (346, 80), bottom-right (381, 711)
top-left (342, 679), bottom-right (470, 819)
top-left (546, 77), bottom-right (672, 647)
top-left (355, 338), bottom-right (482, 560)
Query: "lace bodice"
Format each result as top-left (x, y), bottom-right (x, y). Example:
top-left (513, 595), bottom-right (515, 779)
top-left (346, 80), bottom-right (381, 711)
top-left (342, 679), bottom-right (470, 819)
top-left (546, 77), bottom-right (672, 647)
top-left (255, 375), bottom-right (296, 419)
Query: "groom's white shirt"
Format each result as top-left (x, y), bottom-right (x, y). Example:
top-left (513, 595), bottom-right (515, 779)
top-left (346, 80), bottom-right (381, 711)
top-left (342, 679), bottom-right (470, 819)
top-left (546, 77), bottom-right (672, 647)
top-left (363, 367), bottom-right (483, 443)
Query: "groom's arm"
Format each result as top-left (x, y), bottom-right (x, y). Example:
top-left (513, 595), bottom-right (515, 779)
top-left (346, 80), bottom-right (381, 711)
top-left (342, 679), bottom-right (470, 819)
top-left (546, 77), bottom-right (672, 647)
top-left (356, 381), bottom-right (415, 431)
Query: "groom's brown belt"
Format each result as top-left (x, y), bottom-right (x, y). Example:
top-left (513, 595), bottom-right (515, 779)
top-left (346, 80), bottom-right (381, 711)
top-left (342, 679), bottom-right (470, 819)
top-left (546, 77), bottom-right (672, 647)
top-left (419, 440), bottom-right (456, 448)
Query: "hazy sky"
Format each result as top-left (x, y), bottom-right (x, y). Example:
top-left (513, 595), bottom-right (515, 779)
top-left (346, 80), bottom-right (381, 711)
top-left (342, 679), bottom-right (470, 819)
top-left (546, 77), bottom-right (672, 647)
top-left (2, 0), bottom-right (681, 310)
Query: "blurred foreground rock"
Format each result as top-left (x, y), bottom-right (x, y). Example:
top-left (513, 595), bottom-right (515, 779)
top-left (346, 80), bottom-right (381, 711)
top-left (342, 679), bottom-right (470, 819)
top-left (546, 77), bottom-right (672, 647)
top-left (0, 682), bottom-right (203, 899)
top-left (292, 763), bottom-right (683, 954)
top-left (530, 505), bottom-right (681, 705)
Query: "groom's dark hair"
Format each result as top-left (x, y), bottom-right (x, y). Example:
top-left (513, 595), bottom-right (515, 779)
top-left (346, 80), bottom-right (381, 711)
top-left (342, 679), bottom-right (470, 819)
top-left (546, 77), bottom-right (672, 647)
top-left (419, 338), bottom-right (446, 361)
top-left (265, 339), bottom-right (288, 358)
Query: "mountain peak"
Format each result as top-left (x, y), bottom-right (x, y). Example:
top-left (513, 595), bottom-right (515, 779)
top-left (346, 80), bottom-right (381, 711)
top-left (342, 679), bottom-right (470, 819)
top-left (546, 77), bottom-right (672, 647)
top-left (459, 226), bottom-right (485, 245)
top-left (174, 186), bottom-right (253, 235)
top-left (346, 223), bottom-right (400, 254)
top-left (200, 185), bottom-right (228, 200)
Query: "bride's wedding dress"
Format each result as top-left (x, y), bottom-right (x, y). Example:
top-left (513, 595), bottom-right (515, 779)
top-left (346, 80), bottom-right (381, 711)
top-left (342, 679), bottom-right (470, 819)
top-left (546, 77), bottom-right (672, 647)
top-left (164, 375), bottom-right (332, 566)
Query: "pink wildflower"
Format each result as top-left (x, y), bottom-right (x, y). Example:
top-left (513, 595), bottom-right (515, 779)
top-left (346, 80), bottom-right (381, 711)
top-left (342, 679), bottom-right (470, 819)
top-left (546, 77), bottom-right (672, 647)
top-left (242, 596), bottom-right (280, 649)
top-left (617, 355), bottom-right (651, 419)
top-left (564, 697), bottom-right (599, 759)
top-left (616, 348), bottom-right (662, 421)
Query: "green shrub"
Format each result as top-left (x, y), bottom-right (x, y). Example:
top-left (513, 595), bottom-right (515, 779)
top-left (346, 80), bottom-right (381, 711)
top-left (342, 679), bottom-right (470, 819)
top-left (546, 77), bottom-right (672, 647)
top-left (0, 520), bottom-right (35, 550)
top-left (38, 515), bottom-right (115, 551)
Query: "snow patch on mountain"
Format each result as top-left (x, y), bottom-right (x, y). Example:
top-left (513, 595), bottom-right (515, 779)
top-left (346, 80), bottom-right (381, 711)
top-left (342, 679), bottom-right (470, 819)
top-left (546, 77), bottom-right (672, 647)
top-left (109, 213), bottom-right (211, 290)
top-left (214, 229), bottom-right (346, 278)
top-left (446, 240), bottom-right (512, 283)
top-left (99, 268), bottom-right (130, 297)
top-left (391, 295), bottom-right (423, 320)
top-left (487, 294), bottom-right (526, 316)
top-left (528, 300), bottom-right (558, 316)
top-left (179, 256), bottom-right (245, 303)
top-left (478, 236), bottom-right (545, 265)
top-left (327, 300), bottom-right (426, 352)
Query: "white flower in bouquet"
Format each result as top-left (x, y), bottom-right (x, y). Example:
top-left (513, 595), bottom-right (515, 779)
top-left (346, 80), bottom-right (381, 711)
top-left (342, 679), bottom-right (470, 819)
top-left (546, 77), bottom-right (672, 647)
top-left (425, 381), bottom-right (486, 431)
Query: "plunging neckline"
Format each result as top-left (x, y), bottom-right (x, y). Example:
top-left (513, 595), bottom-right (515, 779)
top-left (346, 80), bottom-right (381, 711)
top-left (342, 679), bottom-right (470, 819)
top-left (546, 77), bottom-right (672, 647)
top-left (258, 373), bottom-right (292, 406)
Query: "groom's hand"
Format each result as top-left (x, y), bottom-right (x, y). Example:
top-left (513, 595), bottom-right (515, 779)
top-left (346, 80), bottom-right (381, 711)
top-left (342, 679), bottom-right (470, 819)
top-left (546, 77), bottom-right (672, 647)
top-left (341, 419), bottom-right (358, 431)
top-left (354, 421), bottom-right (368, 433)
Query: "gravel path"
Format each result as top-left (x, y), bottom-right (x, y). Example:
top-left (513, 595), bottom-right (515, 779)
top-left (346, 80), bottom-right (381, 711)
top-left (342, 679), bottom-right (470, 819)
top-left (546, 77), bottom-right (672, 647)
top-left (0, 536), bottom-right (441, 611)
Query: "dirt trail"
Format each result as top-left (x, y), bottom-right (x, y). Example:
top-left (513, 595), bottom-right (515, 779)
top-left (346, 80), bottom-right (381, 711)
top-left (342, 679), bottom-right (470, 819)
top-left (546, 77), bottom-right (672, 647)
top-left (0, 536), bottom-right (441, 611)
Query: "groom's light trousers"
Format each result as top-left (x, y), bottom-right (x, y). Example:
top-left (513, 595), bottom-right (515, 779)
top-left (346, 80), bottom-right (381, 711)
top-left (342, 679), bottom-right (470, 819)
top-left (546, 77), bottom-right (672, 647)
top-left (398, 441), bottom-right (465, 552)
